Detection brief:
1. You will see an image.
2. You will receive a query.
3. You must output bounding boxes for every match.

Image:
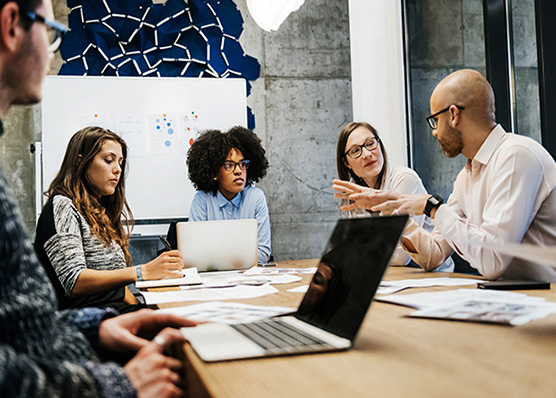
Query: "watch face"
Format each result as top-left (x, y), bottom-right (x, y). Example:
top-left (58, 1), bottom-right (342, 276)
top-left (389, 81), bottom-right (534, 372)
top-left (425, 195), bottom-right (443, 217)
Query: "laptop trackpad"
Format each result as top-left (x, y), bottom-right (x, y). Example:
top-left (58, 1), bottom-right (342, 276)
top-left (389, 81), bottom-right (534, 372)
top-left (181, 323), bottom-right (265, 361)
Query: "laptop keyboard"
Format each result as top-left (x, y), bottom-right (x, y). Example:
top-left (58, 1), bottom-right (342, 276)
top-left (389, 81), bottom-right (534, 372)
top-left (230, 318), bottom-right (333, 353)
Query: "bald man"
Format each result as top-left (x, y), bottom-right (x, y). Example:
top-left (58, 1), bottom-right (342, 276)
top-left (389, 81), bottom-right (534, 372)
top-left (333, 69), bottom-right (556, 281)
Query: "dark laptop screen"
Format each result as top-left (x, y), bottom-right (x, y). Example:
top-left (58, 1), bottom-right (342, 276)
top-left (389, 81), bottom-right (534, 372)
top-left (295, 215), bottom-right (408, 341)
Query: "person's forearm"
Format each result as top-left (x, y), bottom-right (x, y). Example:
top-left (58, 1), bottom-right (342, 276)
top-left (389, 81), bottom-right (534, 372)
top-left (257, 245), bottom-right (271, 264)
top-left (389, 246), bottom-right (411, 266)
top-left (71, 267), bottom-right (137, 296)
top-left (432, 205), bottom-right (510, 279)
top-left (399, 218), bottom-right (451, 271)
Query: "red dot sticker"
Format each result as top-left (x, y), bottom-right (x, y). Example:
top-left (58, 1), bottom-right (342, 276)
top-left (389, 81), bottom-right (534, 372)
top-left (189, 138), bottom-right (194, 146)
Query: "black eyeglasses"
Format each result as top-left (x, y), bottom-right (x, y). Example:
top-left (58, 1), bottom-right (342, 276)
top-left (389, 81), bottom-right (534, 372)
top-left (426, 105), bottom-right (465, 130)
top-left (344, 138), bottom-right (379, 159)
top-left (222, 159), bottom-right (250, 172)
top-left (23, 10), bottom-right (68, 52)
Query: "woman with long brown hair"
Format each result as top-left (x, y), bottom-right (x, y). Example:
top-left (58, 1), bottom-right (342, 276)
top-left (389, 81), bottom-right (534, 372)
top-left (35, 126), bottom-right (183, 312)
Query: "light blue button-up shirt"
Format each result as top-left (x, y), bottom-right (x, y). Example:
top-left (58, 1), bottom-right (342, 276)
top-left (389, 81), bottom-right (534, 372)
top-left (188, 185), bottom-right (271, 263)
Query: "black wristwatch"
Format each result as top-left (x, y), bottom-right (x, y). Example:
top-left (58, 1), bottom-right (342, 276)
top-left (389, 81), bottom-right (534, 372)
top-left (424, 194), bottom-right (444, 217)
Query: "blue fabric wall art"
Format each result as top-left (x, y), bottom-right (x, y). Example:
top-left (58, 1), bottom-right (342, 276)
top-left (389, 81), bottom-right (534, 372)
top-left (59, 0), bottom-right (260, 128)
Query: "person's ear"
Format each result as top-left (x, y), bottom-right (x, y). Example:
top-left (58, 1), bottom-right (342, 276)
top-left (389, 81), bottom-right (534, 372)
top-left (449, 105), bottom-right (461, 127)
top-left (343, 159), bottom-right (351, 169)
top-left (0, 2), bottom-right (23, 53)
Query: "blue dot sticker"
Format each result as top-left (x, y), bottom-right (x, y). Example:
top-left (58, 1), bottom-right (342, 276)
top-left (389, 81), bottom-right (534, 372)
top-left (156, 125), bottom-right (160, 130)
top-left (165, 140), bottom-right (171, 147)
top-left (168, 128), bottom-right (174, 135)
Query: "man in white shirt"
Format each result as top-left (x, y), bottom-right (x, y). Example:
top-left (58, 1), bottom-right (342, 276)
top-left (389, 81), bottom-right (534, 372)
top-left (333, 69), bottom-right (556, 281)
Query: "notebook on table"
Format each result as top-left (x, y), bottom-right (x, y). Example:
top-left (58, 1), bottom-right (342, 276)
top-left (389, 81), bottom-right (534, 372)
top-left (180, 215), bottom-right (408, 362)
top-left (176, 219), bottom-right (257, 272)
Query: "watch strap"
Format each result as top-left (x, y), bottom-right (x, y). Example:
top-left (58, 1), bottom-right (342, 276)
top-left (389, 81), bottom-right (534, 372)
top-left (424, 194), bottom-right (444, 217)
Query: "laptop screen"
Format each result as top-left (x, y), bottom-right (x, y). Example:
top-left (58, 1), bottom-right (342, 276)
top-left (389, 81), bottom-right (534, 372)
top-left (295, 215), bottom-right (408, 341)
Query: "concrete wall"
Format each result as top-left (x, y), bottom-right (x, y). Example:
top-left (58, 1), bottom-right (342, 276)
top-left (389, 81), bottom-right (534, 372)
top-left (0, 106), bottom-right (40, 236)
top-left (240, 0), bottom-right (352, 260)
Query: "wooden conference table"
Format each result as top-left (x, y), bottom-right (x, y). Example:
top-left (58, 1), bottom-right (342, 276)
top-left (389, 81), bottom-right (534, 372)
top-left (154, 259), bottom-right (556, 398)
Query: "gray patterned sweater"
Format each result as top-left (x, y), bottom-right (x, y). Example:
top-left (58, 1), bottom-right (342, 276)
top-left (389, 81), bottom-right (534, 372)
top-left (35, 195), bottom-right (127, 309)
top-left (0, 169), bottom-right (136, 397)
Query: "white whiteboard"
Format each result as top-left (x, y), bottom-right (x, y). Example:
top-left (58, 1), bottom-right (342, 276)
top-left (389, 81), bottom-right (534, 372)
top-left (41, 75), bottom-right (247, 222)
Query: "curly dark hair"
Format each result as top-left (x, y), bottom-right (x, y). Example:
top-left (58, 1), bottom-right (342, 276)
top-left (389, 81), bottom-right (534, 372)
top-left (187, 126), bottom-right (269, 194)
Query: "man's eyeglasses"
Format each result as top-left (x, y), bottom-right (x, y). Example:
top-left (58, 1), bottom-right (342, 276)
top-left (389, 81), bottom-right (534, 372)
top-left (222, 159), bottom-right (250, 172)
top-left (23, 11), bottom-right (68, 52)
top-left (426, 105), bottom-right (465, 130)
top-left (344, 138), bottom-right (379, 159)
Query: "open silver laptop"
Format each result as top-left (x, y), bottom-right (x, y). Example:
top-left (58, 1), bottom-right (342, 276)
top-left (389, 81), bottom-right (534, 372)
top-left (177, 219), bottom-right (257, 272)
top-left (180, 215), bottom-right (408, 362)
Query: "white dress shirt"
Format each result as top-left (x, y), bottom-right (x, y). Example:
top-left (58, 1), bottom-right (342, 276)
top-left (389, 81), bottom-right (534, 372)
top-left (402, 124), bottom-right (556, 281)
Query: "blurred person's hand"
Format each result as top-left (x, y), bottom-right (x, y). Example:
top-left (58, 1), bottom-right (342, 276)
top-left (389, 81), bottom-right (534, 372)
top-left (98, 308), bottom-right (197, 352)
top-left (124, 327), bottom-right (187, 398)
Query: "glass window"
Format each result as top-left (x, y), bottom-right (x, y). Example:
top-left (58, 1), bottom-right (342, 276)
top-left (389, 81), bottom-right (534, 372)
top-left (405, 0), bottom-right (485, 199)
top-left (511, 0), bottom-right (541, 142)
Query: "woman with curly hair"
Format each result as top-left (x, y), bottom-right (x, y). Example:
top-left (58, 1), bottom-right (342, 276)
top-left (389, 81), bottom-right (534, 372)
top-left (34, 126), bottom-right (184, 312)
top-left (186, 126), bottom-right (271, 263)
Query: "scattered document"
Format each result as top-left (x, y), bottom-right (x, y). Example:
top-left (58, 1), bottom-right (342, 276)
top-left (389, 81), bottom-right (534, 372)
top-left (200, 271), bottom-right (301, 287)
top-left (409, 298), bottom-right (556, 326)
top-left (136, 267), bottom-right (202, 289)
top-left (140, 284), bottom-right (279, 305)
top-left (243, 266), bottom-right (317, 276)
top-left (227, 274), bottom-right (302, 285)
top-left (377, 277), bottom-right (479, 295)
top-left (157, 302), bottom-right (295, 324)
top-left (288, 285), bottom-right (309, 293)
top-left (377, 289), bottom-right (545, 310)
top-left (199, 270), bottom-right (243, 286)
